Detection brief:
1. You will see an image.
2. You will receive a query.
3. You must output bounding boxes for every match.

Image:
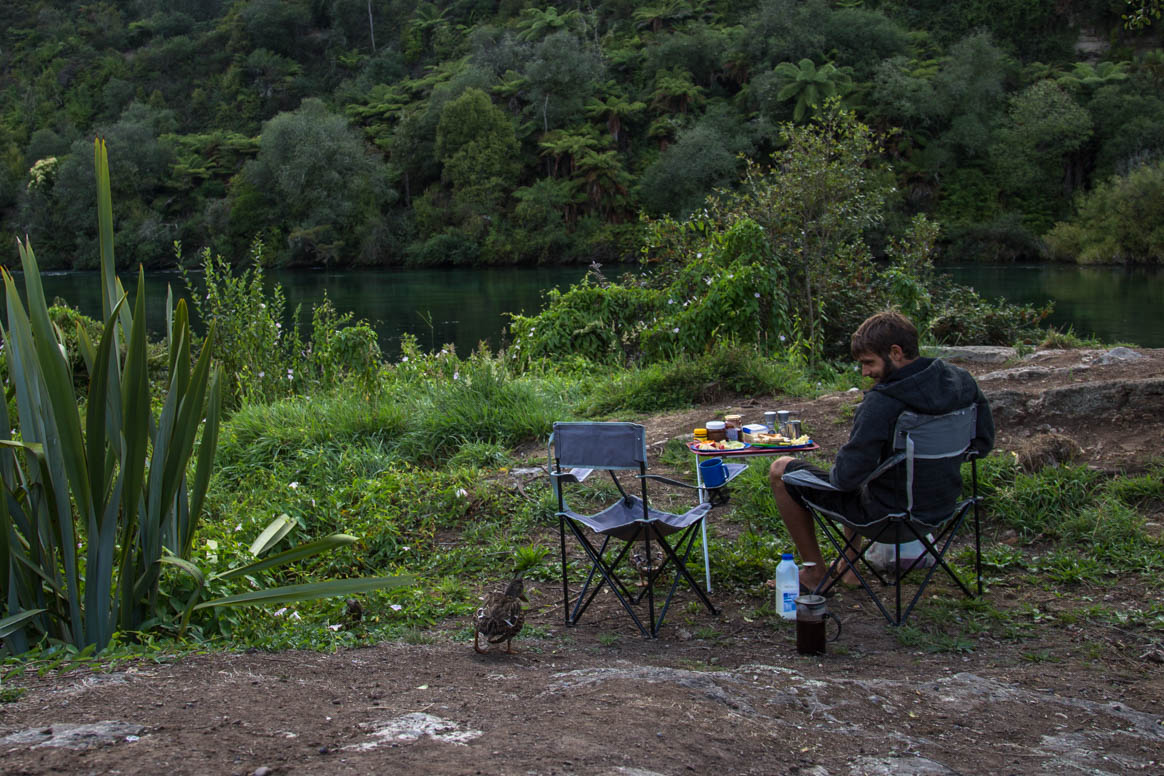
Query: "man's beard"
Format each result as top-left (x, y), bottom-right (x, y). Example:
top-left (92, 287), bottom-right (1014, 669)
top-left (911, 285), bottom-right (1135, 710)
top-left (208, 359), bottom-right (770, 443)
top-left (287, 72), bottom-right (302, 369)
top-left (877, 356), bottom-right (896, 383)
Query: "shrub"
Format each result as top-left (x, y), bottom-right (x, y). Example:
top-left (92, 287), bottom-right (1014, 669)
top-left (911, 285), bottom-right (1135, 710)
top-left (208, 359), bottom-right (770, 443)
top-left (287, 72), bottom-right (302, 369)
top-left (1045, 159), bottom-right (1164, 265)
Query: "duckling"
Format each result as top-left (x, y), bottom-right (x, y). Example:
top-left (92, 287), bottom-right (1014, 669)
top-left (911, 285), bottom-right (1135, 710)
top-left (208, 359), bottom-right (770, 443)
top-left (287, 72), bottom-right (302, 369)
top-left (474, 576), bottom-right (528, 654)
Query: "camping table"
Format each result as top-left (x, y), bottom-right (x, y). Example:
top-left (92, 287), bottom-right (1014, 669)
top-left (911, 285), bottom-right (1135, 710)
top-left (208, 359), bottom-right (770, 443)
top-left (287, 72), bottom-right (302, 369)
top-left (690, 441), bottom-right (821, 592)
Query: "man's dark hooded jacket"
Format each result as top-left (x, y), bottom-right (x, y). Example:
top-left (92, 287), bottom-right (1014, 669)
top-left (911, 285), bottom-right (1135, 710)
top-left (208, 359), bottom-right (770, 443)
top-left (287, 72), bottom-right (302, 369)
top-left (829, 357), bottom-right (994, 523)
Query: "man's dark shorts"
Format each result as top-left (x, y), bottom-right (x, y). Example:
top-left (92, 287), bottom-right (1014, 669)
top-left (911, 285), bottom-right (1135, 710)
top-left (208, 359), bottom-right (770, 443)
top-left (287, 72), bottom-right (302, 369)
top-left (783, 459), bottom-right (870, 524)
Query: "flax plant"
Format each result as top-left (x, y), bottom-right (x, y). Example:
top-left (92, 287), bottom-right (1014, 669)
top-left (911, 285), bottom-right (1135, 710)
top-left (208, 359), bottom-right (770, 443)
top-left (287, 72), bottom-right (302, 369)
top-left (0, 139), bottom-right (406, 654)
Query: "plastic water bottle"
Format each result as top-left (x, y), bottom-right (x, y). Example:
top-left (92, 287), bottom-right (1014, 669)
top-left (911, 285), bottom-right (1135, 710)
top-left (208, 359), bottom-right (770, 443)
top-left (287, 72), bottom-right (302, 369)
top-left (775, 553), bottom-right (799, 620)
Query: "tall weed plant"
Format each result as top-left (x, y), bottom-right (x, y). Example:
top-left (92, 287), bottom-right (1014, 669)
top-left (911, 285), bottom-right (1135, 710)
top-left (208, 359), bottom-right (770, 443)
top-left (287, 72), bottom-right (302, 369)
top-left (181, 243), bottom-right (382, 408)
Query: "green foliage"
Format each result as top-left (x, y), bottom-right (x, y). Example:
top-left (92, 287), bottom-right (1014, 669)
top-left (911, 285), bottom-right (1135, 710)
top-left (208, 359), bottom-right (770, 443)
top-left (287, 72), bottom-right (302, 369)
top-left (926, 282), bottom-right (1050, 345)
top-left (1044, 159), bottom-right (1164, 264)
top-left (234, 98), bottom-right (395, 266)
top-left (0, 140), bottom-right (223, 653)
top-left (2, 0), bottom-right (1160, 270)
top-left (771, 59), bottom-right (854, 122)
top-left (0, 140), bottom-right (406, 657)
top-left (181, 242), bottom-right (384, 407)
top-left (578, 343), bottom-right (837, 415)
top-left (991, 80), bottom-right (1092, 232)
top-left (181, 243), bottom-right (303, 406)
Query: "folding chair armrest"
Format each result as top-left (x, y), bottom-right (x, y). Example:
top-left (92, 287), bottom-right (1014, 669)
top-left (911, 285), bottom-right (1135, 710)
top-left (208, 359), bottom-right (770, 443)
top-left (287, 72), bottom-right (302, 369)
top-left (781, 468), bottom-right (840, 492)
top-left (550, 467), bottom-right (594, 485)
top-left (641, 463), bottom-right (746, 491)
top-left (639, 473), bottom-right (698, 489)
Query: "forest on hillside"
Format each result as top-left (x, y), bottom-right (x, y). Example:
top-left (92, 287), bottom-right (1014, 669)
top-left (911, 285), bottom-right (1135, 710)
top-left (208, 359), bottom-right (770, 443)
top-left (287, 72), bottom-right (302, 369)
top-left (0, 0), bottom-right (1161, 270)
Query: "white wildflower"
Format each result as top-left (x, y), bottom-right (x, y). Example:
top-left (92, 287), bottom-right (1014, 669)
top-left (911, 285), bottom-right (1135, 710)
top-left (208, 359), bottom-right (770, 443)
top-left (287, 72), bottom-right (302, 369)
top-left (390, 604), bottom-right (403, 611)
top-left (672, 327), bottom-right (680, 334)
top-left (455, 488), bottom-right (469, 498)
top-left (289, 481), bottom-right (299, 489)
top-left (328, 624), bottom-right (343, 631)
top-left (273, 607), bottom-right (288, 617)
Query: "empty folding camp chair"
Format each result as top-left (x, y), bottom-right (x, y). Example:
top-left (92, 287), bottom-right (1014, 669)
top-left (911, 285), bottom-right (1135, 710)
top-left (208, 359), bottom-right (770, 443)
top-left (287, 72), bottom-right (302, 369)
top-left (549, 421), bottom-right (744, 637)
top-left (781, 405), bottom-right (983, 626)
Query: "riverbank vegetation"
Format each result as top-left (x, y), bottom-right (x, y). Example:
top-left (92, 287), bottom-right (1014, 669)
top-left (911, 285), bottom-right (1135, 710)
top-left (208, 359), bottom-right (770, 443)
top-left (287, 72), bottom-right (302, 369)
top-left (4, 158), bottom-right (1161, 660)
top-left (1, 1), bottom-right (1162, 268)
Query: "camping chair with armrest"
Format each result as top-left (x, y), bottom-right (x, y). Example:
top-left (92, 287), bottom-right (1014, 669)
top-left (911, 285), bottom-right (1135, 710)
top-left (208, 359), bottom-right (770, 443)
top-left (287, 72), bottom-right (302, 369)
top-left (781, 405), bottom-right (983, 626)
top-left (549, 421), bottom-right (745, 638)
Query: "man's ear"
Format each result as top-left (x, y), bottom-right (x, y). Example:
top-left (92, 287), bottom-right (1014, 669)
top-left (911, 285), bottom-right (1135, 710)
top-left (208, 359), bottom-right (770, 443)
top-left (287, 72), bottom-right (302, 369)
top-left (887, 343), bottom-right (906, 365)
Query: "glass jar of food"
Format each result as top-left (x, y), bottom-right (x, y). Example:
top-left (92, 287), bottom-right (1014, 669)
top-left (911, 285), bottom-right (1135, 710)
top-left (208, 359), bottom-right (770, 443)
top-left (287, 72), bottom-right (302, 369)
top-left (705, 420), bottom-right (727, 442)
top-left (724, 414), bottom-right (742, 442)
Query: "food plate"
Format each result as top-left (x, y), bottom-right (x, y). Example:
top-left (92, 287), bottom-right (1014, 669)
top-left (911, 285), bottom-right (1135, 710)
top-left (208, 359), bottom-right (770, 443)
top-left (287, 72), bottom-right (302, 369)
top-left (748, 438), bottom-right (815, 449)
top-left (688, 440), bottom-right (750, 452)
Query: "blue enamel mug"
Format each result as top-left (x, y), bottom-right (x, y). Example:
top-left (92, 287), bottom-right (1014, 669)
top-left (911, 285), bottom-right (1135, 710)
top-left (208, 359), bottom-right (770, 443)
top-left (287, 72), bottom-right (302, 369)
top-left (699, 457), bottom-right (727, 488)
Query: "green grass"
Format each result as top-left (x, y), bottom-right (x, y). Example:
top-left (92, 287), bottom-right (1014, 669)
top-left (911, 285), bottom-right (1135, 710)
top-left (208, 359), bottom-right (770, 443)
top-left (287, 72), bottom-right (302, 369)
top-left (12, 346), bottom-right (1160, 659)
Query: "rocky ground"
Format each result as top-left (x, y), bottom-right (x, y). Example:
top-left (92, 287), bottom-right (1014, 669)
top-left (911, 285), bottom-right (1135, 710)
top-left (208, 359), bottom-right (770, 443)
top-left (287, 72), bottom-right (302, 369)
top-left (2, 347), bottom-right (1162, 776)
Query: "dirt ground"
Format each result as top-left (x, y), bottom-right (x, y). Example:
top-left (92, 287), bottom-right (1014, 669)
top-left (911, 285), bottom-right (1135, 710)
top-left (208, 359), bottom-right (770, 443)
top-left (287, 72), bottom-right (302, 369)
top-left (3, 347), bottom-right (1163, 776)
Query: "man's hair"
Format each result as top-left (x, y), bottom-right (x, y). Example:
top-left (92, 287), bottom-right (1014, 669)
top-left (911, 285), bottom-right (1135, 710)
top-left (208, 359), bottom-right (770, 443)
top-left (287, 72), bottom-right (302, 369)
top-left (850, 310), bottom-right (919, 361)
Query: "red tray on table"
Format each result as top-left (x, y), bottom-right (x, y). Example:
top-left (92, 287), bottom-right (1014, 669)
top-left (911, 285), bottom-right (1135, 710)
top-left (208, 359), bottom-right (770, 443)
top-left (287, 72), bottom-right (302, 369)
top-left (688, 440), bottom-right (818, 455)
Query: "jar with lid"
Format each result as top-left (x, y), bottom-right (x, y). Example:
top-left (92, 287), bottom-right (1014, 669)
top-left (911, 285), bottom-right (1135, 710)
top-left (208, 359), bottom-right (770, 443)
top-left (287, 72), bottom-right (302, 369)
top-left (705, 420), bottom-right (726, 442)
top-left (724, 414), bottom-right (742, 442)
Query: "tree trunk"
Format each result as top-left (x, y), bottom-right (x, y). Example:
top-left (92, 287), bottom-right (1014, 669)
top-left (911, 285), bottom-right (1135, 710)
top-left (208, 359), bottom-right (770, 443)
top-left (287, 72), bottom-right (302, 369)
top-left (367, 0), bottom-right (376, 53)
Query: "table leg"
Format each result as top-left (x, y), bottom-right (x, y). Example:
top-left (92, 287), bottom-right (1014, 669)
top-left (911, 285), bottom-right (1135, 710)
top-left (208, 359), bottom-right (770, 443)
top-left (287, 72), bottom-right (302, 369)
top-left (694, 452), bottom-right (712, 593)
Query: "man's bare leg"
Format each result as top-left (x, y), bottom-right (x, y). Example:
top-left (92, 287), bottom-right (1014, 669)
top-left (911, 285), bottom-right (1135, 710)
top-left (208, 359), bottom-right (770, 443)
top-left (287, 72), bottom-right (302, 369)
top-left (769, 457), bottom-right (826, 588)
top-left (769, 457), bottom-right (859, 588)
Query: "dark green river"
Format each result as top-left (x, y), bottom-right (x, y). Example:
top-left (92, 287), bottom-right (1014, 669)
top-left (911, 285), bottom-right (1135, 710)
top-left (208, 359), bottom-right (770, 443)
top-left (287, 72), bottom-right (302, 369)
top-left (12, 262), bottom-right (1164, 356)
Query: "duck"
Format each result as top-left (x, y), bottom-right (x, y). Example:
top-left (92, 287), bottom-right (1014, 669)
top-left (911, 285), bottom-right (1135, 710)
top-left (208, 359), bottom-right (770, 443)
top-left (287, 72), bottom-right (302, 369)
top-left (474, 575), bottom-right (528, 654)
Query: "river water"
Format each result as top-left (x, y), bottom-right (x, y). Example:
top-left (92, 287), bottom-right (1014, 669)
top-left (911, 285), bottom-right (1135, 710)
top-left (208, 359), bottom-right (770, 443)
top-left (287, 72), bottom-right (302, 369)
top-left (11, 262), bottom-right (1164, 356)
top-left (941, 264), bottom-right (1163, 348)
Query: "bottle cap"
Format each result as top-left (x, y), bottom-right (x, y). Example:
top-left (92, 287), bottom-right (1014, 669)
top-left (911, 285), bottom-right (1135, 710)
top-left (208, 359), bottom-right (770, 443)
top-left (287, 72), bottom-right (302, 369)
top-left (782, 552), bottom-right (793, 560)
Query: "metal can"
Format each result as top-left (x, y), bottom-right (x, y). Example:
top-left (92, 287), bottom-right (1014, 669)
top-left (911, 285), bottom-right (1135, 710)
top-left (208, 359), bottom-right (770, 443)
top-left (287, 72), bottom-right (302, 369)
top-left (764, 411), bottom-right (778, 433)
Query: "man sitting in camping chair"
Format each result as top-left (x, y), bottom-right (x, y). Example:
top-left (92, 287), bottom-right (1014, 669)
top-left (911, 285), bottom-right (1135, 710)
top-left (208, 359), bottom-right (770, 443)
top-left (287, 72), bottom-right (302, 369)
top-left (768, 311), bottom-right (994, 594)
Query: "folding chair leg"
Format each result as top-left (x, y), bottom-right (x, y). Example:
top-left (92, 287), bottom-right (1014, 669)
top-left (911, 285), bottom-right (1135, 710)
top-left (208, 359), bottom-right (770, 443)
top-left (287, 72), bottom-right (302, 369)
top-left (562, 519), bottom-right (653, 638)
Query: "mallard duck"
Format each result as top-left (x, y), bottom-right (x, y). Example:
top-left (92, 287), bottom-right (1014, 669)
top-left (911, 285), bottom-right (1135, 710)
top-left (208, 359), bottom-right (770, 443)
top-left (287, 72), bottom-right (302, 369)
top-left (474, 576), bottom-right (528, 654)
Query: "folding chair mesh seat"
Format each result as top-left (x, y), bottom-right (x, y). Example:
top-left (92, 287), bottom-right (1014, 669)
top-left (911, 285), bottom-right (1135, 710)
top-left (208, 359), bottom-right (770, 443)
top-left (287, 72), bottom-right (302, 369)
top-left (782, 405), bottom-right (983, 626)
top-left (549, 422), bottom-right (742, 637)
